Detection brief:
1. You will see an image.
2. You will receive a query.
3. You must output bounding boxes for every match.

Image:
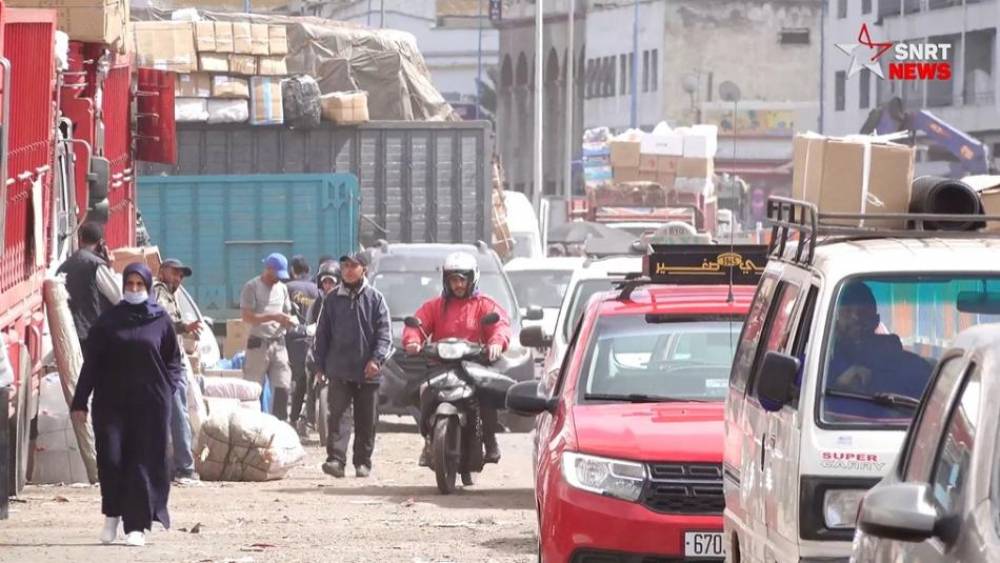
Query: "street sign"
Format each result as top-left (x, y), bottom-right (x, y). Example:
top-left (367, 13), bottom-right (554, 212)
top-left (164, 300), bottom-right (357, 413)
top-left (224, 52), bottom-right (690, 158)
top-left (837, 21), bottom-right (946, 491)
top-left (489, 0), bottom-right (502, 21)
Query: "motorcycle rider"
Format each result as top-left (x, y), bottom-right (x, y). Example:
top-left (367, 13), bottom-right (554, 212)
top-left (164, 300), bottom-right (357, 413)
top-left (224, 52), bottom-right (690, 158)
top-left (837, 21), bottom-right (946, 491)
top-left (402, 252), bottom-right (511, 467)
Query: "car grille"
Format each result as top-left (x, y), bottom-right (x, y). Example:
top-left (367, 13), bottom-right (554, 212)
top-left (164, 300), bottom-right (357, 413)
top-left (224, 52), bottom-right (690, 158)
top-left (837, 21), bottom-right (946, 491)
top-left (641, 463), bottom-right (725, 515)
top-left (570, 550), bottom-right (721, 563)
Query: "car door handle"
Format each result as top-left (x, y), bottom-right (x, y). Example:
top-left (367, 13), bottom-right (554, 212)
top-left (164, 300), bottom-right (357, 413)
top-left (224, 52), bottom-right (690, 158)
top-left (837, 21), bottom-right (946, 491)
top-left (760, 432), bottom-right (766, 467)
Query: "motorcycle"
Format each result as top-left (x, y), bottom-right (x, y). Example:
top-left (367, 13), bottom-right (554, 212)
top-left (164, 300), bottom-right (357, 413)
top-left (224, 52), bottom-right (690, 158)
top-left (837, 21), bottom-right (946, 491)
top-left (403, 313), bottom-right (516, 494)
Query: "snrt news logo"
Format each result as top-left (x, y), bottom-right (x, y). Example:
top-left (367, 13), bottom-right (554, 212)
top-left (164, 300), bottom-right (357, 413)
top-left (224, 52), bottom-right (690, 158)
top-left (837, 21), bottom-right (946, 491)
top-left (837, 23), bottom-right (952, 81)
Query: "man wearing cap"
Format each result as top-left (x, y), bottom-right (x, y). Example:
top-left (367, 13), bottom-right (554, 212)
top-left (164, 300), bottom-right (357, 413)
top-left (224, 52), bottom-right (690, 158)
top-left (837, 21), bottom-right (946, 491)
top-left (240, 253), bottom-right (297, 420)
top-left (153, 258), bottom-right (203, 483)
top-left (313, 251), bottom-right (392, 478)
top-left (286, 256), bottom-right (321, 437)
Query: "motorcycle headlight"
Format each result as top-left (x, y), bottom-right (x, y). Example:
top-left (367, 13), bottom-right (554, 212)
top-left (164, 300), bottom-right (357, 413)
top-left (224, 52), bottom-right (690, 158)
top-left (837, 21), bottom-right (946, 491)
top-left (823, 489), bottom-right (866, 529)
top-left (562, 452), bottom-right (646, 502)
top-left (436, 341), bottom-right (470, 360)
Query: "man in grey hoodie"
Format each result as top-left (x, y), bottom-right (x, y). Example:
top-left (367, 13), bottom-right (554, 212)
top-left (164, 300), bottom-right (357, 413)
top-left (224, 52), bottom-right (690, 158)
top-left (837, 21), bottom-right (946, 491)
top-left (313, 251), bottom-right (392, 478)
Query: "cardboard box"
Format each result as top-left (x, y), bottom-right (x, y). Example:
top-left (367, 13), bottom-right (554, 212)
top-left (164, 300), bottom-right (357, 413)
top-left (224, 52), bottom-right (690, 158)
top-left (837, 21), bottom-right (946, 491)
top-left (638, 154), bottom-right (659, 173)
top-left (134, 21), bottom-right (197, 73)
top-left (250, 77), bottom-right (284, 125)
top-left (964, 176), bottom-right (1000, 231)
top-left (657, 155), bottom-right (680, 174)
top-left (320, 91), bottom-right (370, 125)
top-left (682, 125), bottom-right (719, 158)
top-left (229, 54), bottom-right (257, 76)
top-left (214, 21), bottom-right (234, 53)
top-left (677, 157), bottom-right (714, 178)
top-left (198, 53), bottom-right (229, 73)
top-left (792, 134), bottom-right (915, 228)
top-left (657, 172), bottom-right (676, 188)
top-left (637, 171), bottom-right (658, 182)
top-left (257, 56), bottom-right (288, 76)
top-left (269, 25), bottom-right (289, 55)
top-left (222, 319), bottom-right (250, 358)
top-left (609, 140), bottom-right (641, 168)
top-left (175, 98), bottom-right (209, 122)
top-left (233, 22), bottom-right (252, 54)
top-left (613, 167), bottom-right (640, 183)
top-left (111, 246), bottom-right (161, 276)
top-left (175, 73), bottom-right (211, 98)
top-left (207, 99), bottom-right (249, 124)
top-left (8, 0), bottom-right (128, 46)
top-left (641, 133), bottom-right (684, 156)
top-left (251, 24), bottom-right (270, 55)
top-left (212, 76), bottom-right (249, 99)
top-left (194, 21), bottom-right (216, 52)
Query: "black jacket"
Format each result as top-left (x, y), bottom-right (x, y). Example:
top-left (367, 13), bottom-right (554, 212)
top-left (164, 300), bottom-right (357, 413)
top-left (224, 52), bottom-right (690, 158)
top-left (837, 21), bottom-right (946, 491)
top-left (313, 279), bottom-right (392, 384)
top-left (57, 248), bottom-right (114, 342)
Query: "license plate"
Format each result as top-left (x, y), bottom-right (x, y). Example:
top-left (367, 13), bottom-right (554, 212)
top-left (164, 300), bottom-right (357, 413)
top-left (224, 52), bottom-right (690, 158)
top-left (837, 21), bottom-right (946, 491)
top-left (684, 532), bottom-right (725, 558)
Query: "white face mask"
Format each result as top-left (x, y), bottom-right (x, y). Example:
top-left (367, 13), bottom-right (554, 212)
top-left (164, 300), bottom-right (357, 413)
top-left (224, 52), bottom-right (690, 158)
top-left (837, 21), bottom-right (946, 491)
top-left (123, 290), bottom-right (149, 305)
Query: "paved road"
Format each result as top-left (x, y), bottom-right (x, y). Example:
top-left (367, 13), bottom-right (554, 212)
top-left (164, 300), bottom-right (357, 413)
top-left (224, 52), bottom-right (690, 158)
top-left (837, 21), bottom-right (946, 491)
top-left (0, 419), bottom-right (537, 563)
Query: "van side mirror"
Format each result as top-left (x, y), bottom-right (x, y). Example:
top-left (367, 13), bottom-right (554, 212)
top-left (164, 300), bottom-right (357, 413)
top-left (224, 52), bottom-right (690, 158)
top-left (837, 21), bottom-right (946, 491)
top-left (755, 351), bottom-right (800, 412)
top-left (506, 380), bottom-right (557, 416)
top-left (858, 482), bottom-right (939, 542)
top-left (520, 326), bottom-right (552, 349)
top-left (524, 306), bottom-right (544, 321)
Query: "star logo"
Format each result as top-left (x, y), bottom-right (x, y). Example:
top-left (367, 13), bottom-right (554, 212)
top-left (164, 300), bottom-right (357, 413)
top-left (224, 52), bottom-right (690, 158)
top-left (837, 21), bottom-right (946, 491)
top-left (836, 23), bottom-right (893, 79)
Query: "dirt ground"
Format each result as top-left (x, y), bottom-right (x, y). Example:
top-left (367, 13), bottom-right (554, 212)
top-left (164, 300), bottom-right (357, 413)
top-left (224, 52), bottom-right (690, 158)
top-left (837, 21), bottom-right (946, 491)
top-left (0, 419), bottom-right (538, 563)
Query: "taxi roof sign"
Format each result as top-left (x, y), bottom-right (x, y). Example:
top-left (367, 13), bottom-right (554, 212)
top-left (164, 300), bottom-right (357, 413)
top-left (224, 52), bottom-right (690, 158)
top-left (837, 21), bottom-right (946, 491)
top-left (643, 244), bottom-right (768, 286)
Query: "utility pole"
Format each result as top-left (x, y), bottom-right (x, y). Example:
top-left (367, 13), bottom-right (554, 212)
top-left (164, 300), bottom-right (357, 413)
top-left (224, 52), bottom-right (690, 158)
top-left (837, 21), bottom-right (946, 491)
top-left (532, 0), bottom-right (544, 212)
top-left (630, 0), bottom-right (639, 128)
top-left (476, 0), bottom-right (484, 119)
top-left (563, 0), bottom-right (575, 199)
top-left (381, 0), bottom-right (386, 28)
top-left (367, 0), bottom-right (372, 26)
top-left (244, 0), bottom-right (251, 12)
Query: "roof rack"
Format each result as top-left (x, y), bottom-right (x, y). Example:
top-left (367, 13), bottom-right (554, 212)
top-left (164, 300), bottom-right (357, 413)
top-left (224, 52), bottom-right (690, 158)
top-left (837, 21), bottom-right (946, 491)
top-left (766, 196), bottom-right (1000, 267)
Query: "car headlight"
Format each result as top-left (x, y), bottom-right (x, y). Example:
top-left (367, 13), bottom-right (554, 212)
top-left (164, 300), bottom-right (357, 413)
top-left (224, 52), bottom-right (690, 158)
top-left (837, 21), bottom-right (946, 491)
top-left (437, 342), bottom-right (470, 360)
top-left (562, 452), bottom-right (646, 502)
top-left (823, 489), bottom-right (866, 529)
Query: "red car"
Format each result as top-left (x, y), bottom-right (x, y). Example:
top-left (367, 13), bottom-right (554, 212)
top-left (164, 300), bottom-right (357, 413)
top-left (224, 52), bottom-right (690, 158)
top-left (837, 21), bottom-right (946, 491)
top-left (508, 246), bottom-right (763, 563)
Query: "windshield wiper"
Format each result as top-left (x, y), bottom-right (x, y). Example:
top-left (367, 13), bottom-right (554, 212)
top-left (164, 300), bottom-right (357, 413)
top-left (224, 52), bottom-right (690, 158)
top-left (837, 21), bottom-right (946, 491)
top-left (825, 388), bottom-right (920, 410)
top-left (584, 393), bottom-right (711, 404)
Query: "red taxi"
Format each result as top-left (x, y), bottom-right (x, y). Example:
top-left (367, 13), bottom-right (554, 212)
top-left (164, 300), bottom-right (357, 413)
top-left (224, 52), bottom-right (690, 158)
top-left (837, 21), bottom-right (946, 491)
top-left (507, 245), bottom-right (764, 563)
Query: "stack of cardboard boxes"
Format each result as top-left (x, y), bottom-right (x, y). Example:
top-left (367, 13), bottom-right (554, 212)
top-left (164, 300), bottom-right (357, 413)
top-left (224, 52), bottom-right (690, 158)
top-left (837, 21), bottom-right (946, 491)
top-left (608, 125), bottom-right (717, 196)
top-left (134, 20), bottom-right (288, 126)
top-left (7, 0), bottom-right (129, 48)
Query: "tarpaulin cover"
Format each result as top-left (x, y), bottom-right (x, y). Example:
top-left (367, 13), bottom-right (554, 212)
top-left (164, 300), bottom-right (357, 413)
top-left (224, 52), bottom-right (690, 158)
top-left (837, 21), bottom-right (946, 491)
top-left (195, 409), bottom-right (304, 481)
top-left (282, 75), bottom-right (322, 130)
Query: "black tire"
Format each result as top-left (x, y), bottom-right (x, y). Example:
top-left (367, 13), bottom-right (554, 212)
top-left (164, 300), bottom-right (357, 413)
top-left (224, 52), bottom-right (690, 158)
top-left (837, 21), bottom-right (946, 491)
top-left (433, 417), bottom-right (459, 494)
top-left (316, 384), bottom-right (329, 447)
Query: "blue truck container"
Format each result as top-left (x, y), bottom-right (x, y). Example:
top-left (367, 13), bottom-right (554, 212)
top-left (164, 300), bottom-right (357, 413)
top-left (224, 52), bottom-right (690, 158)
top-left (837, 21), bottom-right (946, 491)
top-left (137, 173), bottom-right (359, 318)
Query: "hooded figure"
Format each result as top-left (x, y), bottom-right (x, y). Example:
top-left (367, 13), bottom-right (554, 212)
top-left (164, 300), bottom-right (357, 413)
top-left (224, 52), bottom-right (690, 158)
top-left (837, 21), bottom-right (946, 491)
top-left (71, 262), bottom-right (184, 547)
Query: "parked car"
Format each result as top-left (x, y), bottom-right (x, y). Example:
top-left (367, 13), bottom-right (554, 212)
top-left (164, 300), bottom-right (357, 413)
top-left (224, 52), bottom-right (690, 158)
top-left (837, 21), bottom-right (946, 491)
top-left (503, 256), bottom-right (584, 342)
top-left (508, 245), bottom-right (762, 562)
top-left (724, 198), bottom-right (1000, 563)
top-left (367, 241), bottom-right (535, 430)
top-left (852, 323), bottom-right (1000, 562)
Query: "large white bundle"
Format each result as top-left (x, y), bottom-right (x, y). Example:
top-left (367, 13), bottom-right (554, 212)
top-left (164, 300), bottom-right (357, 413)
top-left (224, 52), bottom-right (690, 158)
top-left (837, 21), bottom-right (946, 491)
top-left (32, 373), bottom-right (89, 484)
top-left (186, 367), bottom-right (207, 439)
top-left (202, 376), bottom-right (261, 402)
top-left (195, 409), bottom-right (304, 482)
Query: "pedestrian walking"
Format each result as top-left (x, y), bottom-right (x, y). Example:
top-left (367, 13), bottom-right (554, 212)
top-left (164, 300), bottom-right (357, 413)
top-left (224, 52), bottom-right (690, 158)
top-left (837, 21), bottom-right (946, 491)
top-left (240, 253), bottom-right (296, 420)
top-left (313, 251), bottom-right (391, 478)
top-left (286, 256), bottom-right (320, 436)
top-left (57, 222), bottom-right (121, 354)
top-left (70, 263), bottom-right (184, 547)
top-left (152, 259), bottom-right (202, 484)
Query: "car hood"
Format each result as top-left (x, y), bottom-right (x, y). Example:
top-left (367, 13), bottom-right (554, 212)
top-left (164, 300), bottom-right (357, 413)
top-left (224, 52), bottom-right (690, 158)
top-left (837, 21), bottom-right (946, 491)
top-left (572, 402), bottom-right (724, 463)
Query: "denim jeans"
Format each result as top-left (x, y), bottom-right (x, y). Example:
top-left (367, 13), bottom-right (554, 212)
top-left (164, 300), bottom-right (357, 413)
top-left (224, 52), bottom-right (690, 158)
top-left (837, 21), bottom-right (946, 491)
top-left (170, 367), bottom-right (195, 477)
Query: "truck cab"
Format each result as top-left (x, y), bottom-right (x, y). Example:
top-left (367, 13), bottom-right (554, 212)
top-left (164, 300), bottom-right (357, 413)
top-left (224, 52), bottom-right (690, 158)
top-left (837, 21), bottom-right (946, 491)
top-left (723, 198), bottom-right (1000, 563)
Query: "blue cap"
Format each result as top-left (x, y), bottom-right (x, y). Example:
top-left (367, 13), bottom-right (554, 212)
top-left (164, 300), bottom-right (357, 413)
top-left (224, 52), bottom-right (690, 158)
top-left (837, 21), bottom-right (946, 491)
top-left (263, 253), bottom-right (290, 280)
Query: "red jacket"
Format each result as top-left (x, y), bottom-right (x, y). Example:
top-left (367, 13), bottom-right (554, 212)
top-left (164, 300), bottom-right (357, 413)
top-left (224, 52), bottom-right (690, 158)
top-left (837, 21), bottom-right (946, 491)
top-left (402, 294), bottom-right (511, 349)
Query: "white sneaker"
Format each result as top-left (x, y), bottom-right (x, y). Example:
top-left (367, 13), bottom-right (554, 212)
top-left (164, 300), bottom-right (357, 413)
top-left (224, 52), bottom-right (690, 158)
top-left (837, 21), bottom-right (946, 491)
top-left (125, 531), bottom-right (145, 547)
top-left (100, 517), bottom-right (120, 544)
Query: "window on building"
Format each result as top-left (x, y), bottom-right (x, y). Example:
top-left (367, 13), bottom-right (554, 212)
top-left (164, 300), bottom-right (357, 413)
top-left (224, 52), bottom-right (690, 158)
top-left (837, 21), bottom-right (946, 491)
top-left (620, 54), bottom-right (628, 95)
top-left (642, 50), bottom-right (650, 93)
top-left (860, 69), bottom-right (871, 109)
top-left (862, 0), bottom-right (872, 13)
top-left (651, 49), bottom-right (658, 91)
top-left (606, 56), bottom-right (616, 97)
top-left (628, 52), bottom-right (635, 93)
top-left (878, 0), bottom-right (902, 18)
top-left (835, 71), bottom-right (846, 111)
top-left (837, 0), bottom-right (847, 18)
top-left (780, 28), bottom-right (811, 45)
top-left (585, 59), bottom-right (596, 99)
top-left (903, 0), bottom-right (921, 14)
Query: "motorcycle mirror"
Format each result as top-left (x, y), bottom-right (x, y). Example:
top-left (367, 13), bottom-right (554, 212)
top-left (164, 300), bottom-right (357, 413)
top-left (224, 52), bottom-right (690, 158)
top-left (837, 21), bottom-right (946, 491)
top-left (404, 316), bottom-right (422, 328)
top-left (481, 312), bottom-right (501, 326)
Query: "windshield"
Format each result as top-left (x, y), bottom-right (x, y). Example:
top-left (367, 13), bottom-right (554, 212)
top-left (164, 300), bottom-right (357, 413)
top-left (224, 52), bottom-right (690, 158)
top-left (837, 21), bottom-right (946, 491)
top-left (820, 276), bottom-right (1000, 428)
top-left (562, 278), bottom-right (623, 340)
top-left (507, 270), bottom-right (573, 309)
top-left (372, 271), bottom-right (517, 321)
top-left (579, 315), bottom-right (744, 403)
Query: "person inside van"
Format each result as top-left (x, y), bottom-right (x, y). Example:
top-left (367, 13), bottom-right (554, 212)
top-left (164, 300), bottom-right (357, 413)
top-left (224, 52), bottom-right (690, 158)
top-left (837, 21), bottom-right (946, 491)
top-left (823, 281), bottom-right (933, 421)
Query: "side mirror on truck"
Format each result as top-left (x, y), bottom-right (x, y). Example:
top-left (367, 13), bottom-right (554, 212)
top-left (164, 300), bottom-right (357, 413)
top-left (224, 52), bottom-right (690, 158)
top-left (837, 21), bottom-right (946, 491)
top-left (755, 351), bottom-right (800, 412)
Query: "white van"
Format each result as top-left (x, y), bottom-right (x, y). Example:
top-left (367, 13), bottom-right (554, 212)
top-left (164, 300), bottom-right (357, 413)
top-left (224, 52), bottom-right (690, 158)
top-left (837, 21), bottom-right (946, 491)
top-left (723, 198), bottom-right (1000, 562)
top-left (502, 191), bottom-right (544, 259)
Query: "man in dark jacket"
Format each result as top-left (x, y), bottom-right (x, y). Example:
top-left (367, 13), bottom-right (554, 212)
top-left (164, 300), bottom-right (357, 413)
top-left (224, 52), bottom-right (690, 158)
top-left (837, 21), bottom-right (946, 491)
top-left (57, 222), bottom-right (121, 353)
top-left (313, 251), bottom-right (392, 478)
top-left (285, 256), bottom-right (320, 437)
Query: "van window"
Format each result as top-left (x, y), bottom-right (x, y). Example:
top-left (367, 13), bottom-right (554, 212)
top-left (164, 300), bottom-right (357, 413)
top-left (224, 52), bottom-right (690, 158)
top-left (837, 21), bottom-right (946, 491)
top-left (729, 275), bottom-right (779, 392)
top-left (747, 282), bottom-right (803, 401)
top-left (820, 275), bottom-right (1000, 428)
top-left (931, 365), bottom-right (981, 514)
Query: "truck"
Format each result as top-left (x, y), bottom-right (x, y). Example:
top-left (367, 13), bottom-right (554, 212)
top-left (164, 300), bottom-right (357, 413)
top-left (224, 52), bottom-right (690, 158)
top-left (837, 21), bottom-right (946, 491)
top-left (568, 180), bottom-right (719, 238)
top-left (1, 1), bottom-right (175, 508)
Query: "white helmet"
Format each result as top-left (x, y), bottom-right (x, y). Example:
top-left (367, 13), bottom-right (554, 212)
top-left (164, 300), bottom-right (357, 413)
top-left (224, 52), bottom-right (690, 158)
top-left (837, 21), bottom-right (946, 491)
top-left (442, 251), bottom-right (479, 297)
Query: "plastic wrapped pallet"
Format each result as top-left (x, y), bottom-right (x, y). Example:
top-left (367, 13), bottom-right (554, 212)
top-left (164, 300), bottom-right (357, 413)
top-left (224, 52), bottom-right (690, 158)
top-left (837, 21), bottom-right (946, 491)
top-left (32, 373), bottom-right (90, 484)
top-left (202, 376), bottom-right (261, 402)
top-left (175, 73), bottom-right (211, 98)
top-left (207, 99), bottom-right (249, 124)
top-left (319, 91), bottom-right (369, 125)
top-left (282, 75), bottom-right (322, 130)
top-left (176, 99), bottom-right (208, 122)
top-left (195, 410), bottom-right (305, 482)
top-left (212, 76), bottom-right (249, 99)
top-left (250, 77), bottom-right (284, 125)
